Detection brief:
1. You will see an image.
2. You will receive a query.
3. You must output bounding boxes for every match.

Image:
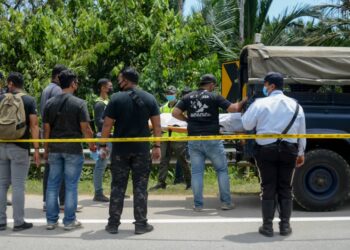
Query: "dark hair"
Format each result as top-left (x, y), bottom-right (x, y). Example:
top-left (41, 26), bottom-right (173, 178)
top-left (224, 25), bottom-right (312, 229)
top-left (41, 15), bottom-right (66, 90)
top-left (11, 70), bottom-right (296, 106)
top-left (120, 67), bottom-right (139, 84)
top-left (7, 72), bottom-right (24, 88)
top-left (199, 74), bottom-right (217, 86)
top-left (97, 78), bottom-right (111, 90)
top-left (264, 72), bottom-right (284, 89)
top-left (52, 64), bottom-right (67, 79)
top-left (58, 69), bottom-right (77, 89)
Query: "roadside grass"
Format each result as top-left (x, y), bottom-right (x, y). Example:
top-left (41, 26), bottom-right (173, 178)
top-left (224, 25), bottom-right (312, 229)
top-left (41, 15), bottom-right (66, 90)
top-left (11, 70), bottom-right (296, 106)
top-left (25, 164), bottom-right (260, 196)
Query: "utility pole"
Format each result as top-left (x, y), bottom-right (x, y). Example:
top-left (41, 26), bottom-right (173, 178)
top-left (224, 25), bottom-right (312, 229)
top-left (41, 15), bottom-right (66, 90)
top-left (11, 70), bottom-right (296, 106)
top-left (239, 0), bottom-right (246, 44)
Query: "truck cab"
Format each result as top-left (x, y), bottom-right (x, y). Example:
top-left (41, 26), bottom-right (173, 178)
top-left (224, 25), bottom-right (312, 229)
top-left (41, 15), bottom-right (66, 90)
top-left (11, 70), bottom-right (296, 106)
top-left (224, 44), bottom-right (350, 211)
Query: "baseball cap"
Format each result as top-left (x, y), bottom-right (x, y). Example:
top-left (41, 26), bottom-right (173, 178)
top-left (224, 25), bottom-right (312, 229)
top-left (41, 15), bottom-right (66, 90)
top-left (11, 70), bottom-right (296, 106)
top-left (199, 74), bottom-right (217, 85)
top-left (264, 72), bottom-right (284, 88)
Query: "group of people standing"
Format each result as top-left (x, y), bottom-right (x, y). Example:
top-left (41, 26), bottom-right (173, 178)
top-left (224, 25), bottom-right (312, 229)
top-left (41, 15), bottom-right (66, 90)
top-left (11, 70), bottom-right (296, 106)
top-left (0, 67), bottom-right (305, 238)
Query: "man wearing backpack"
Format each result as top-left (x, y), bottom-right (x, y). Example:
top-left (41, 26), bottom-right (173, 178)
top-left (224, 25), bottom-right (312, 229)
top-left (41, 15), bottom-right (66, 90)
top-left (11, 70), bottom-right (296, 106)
top-left (0, 72), bottom-right (40, 231)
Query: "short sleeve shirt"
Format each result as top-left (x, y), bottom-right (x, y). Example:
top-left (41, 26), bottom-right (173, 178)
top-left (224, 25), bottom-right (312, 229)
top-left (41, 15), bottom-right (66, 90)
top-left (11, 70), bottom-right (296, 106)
top-left (176, 89), bottom-right (231, 135)
top-left (43, 93), bottom-right (90, 154)
top-left (104, 88), bottom-right (160, 155)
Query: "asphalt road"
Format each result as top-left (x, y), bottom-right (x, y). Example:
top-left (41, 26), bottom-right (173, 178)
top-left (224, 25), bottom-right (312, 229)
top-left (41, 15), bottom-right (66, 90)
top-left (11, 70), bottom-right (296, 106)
top-left (1, 194), bottom-right (350, 250)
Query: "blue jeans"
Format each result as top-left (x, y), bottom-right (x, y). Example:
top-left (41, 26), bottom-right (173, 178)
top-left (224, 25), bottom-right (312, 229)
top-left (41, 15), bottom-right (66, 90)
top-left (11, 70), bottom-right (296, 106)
top-left (188, 140), bottom-right (232, 207)
top-left (93, 156), bottom-right (108, 196)
top-left (93, 140), bottom-right (111, 195)
top-left (46, 153), bottom-right (84, 225)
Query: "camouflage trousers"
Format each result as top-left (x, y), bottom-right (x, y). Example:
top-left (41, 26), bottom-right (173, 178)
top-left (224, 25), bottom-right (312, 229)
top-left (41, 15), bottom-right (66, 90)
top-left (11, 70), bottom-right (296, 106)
top-left (108, 153), bottom-right (151, 226)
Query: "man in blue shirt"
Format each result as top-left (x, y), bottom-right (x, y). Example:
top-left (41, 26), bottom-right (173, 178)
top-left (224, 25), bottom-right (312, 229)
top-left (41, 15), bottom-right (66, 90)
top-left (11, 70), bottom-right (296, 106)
top-left (242, 72), bottom-right (306, 237)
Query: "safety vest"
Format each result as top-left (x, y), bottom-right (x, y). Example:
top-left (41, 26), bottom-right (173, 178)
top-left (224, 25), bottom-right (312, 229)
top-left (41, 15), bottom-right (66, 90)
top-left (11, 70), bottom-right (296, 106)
top-left (95, 96), bottom-right (109, 106)
top-left (160, 102), bottom-right (187, 137)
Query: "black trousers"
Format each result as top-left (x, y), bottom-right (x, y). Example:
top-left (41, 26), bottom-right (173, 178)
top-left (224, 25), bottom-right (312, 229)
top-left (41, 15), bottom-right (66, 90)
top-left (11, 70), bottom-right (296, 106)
top-left (254, 142), bottom-right (298, 201)
top-left (43, 162), bottom-right (65, 204)
top-left (108, 153), bottom-right (151, 226)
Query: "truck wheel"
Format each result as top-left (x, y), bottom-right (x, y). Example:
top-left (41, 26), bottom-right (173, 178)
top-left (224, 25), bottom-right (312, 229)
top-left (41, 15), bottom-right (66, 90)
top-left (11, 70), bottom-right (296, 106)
top-left (293, 149), bottom-right (350, 211)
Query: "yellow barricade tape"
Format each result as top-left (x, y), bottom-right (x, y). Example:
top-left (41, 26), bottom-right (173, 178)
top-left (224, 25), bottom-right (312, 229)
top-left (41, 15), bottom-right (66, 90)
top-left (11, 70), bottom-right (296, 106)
top-left (0, 134), bottom-right (349, 143)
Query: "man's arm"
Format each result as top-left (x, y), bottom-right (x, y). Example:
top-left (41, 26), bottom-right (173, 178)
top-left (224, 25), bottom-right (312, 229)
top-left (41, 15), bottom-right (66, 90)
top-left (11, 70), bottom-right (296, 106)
top-left (101, 116), bottom-right (114, 139)
top-left (150, 115), bottom-right (162, 160)
top-left (80, 122), bottom-right (96, 151)
top-left (296, 108), bottom-right (306, 167)
top-left (172, 107), bottom-right (187, 121)
top-left (226, 98), bottom-right (247, 113)
top-left (29, 114), bottom-right (40, 167)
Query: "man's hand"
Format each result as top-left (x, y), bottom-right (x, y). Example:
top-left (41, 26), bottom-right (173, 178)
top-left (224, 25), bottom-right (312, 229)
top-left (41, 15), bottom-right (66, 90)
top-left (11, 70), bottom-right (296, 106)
top-left (151, 147), bottom-right (161, 161)
top-left (296, 155), bottom-right (305, 167)
top-left (33, 149), bottom-right (41, 167)
top-left (99, 146), bottom-right (109, 160)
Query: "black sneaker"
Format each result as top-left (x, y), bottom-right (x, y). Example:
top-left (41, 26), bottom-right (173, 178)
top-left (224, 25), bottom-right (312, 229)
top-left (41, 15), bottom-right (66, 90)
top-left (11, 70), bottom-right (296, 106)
top-left (0, 224), bottom-right (6, 231)
top-left (105, 224), bottom-right (119, 234)
top-left (135, 223), bottom-right (154, 234)
top-left (93, 194), bottom-right (110, 202)
top-left (13, 222), bottom-right (33, 232)
top-left (185, 184), bottom-right (191, 190)
top-left (149, 183), bottom-right (166, 191)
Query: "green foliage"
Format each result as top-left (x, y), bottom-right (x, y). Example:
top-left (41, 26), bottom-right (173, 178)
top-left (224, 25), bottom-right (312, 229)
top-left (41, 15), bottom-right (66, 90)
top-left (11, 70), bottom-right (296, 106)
top-left (0, 0), bottom-right (217, 110)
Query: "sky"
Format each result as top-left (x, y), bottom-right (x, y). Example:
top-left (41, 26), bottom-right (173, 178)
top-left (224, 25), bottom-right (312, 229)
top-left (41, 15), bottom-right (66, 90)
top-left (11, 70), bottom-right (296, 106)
top-left (183, 0), bottom-right (334, 18)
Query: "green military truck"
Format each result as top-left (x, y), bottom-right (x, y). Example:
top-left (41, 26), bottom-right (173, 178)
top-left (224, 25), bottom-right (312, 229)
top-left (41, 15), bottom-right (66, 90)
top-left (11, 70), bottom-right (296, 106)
top-left (222, 44), bottom-right (350, 211)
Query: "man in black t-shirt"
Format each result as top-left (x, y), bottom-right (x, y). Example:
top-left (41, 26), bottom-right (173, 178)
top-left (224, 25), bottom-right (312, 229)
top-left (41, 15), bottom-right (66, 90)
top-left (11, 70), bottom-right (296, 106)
top-left (43, 70), bottom-right (95, 231)
top-left (101, 67), bottom-right (161, 235)
top-left (173, 74), bottom-right (245, 211)
top-left (0, 72), bottom-right (40, 231)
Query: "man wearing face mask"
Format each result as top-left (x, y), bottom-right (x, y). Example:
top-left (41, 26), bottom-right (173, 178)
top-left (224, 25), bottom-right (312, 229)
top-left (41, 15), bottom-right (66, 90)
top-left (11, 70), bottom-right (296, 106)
top-left (92, 78), bottom-right (113, 202)
top-left (43, 69), bottom-right (96, 231)
top-left (172, 74), bottom-right (246, 211)
top-left (241, 72), bottom-right (306, 237)
top-left (150, 85), bottom-right (191, 191)
top-left (101, 67), bottom-right (161, 234)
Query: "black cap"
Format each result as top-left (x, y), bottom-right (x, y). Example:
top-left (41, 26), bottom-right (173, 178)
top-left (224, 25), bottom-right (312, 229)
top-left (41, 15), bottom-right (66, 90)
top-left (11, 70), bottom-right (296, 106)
top-left (199, 74), bottom-right (216, 85)
top-left (264, 72), bottom-right (284, 88)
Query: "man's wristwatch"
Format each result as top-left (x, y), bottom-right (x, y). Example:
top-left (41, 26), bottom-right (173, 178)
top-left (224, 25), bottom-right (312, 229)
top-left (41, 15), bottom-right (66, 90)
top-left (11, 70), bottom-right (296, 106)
top-left (153, 144), bottom-right (161, 148)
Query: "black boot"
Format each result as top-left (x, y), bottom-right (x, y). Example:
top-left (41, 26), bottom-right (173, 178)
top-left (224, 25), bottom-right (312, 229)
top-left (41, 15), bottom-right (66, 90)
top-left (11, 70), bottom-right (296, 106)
top-left (259, 200), bottom-right (275, 237)
top-left (279, 199), bottom-right (293, 236)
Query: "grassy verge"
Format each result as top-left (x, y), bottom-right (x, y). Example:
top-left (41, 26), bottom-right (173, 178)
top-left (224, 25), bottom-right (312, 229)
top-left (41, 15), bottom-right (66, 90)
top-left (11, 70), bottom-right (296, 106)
top-left (25, 165), bottom-right (260, 196)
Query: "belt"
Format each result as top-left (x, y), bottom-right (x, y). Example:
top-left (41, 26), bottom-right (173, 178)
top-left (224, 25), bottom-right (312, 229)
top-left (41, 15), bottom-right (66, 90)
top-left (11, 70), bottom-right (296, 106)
top-left (258, 141), bottom-right (297, 148)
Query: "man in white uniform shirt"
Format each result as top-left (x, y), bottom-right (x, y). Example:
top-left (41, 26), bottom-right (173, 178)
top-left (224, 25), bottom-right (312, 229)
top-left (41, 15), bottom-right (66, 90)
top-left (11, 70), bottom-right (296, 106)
top-left (242, 72), bottom-right (306, 237)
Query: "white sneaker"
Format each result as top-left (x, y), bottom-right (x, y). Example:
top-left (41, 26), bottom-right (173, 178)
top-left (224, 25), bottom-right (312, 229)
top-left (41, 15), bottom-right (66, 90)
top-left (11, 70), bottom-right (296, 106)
top-left (46, 222), bottom-right (58, 230)
top-left (64, 220), bottom-right (82, 231)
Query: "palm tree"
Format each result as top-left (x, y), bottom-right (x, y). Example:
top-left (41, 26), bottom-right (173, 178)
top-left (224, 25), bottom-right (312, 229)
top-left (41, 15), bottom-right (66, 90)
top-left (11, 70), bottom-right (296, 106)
top-left (200, 0), bottom-right (320, 61)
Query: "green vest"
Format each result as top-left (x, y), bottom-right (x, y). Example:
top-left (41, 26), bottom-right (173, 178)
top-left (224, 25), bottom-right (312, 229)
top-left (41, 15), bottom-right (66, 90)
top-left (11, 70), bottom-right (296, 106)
top-left (95, 96), bottom-right (109, 106)
top-left (160, 102), bottom-right (187, 137)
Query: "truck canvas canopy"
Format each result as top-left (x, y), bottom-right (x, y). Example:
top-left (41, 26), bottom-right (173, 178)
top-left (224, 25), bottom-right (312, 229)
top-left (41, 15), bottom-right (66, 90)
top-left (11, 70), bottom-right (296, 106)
top-left (240, 44), bottom-right (350, 86)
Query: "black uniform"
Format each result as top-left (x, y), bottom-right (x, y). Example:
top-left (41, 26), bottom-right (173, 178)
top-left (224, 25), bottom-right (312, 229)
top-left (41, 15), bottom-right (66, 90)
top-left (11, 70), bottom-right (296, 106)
top-left (104, 88), bottom-right (160, 227)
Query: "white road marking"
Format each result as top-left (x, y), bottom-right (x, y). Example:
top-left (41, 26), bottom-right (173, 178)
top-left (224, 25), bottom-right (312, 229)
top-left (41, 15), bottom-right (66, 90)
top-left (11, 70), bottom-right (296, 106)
top-left (7, 217), bottom-right (350, 224)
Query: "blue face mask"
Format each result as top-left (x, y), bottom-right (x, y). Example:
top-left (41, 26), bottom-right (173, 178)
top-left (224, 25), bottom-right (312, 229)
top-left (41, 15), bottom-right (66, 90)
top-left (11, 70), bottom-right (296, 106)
top-left (262, 86), bottom-right (269, 96)
top-left (166, 95), bottom-right (176, 102)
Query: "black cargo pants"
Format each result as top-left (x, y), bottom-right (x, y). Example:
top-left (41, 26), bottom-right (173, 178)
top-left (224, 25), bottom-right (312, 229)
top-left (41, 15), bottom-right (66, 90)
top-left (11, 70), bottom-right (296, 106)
top-left (108, 152), bottom-right (151, 226)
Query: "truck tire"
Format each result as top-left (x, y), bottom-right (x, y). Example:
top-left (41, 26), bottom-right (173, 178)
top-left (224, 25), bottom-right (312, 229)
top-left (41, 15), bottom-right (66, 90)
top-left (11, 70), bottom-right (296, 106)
top-left (293, 149), bottom-right (350, 211)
